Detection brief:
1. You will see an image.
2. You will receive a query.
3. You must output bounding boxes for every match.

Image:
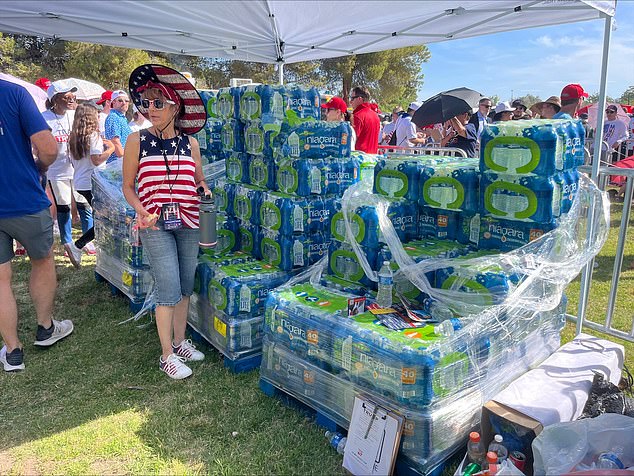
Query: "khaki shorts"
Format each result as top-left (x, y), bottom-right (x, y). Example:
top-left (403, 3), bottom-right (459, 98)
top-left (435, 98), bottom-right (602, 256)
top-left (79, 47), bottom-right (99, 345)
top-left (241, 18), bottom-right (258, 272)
top-left (0, 208), bottom-right (53, 264)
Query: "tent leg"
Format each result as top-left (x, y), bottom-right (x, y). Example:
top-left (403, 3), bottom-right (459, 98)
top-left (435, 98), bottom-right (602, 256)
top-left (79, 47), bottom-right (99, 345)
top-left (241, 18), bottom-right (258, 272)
top-left (576, 13), bottom-right (613, 336)
top-left (278, 62), bottom-right (284, 85)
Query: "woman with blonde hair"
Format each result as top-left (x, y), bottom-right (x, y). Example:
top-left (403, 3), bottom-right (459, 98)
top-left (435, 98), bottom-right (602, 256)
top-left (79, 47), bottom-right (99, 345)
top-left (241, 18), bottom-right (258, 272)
top-left (64, 103), bottom-right (115, 267)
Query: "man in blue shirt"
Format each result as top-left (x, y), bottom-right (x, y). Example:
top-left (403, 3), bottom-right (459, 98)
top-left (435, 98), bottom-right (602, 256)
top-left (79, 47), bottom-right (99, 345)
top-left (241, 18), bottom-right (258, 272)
top-left (104, 89), bottom-right (132, 162)
top-left (0, 80), bottom-right (74, 372)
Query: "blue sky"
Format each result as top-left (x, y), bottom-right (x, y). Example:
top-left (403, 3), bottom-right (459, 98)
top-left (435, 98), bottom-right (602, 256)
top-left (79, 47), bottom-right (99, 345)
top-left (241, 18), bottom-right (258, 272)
top-left (418, 1), bottom-right (634, 103)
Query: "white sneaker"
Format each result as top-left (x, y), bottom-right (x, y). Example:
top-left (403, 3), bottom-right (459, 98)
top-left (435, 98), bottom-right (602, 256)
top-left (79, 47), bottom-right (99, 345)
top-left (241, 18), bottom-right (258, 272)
top-left (84, 242), bottom-right (97, 255)
top-left (64, 242), bottom-right (82, 268)
top-left (33, 319), bottom-right (74, 347)
top-left (0, 345), bottom-right (25, 372)
top-left (159, 354), bottom-right (193, 379)
top-left (173, 339), bottom-right (205, 362)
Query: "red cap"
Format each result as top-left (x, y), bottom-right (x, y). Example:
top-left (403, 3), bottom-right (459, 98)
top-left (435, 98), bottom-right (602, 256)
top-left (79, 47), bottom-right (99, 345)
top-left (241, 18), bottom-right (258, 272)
top-left (561, 83), bottom-right (588, 101)
top-left (321, 96), bottom-right (347, 114)
top-left (469, 432), bottom-right (481, 442)
top-left (487, 452), bottom-right (498, 463)
top-left (96, 90), bottom-right (113, 105)
top-left (34, 77), bottom-right (51, 91)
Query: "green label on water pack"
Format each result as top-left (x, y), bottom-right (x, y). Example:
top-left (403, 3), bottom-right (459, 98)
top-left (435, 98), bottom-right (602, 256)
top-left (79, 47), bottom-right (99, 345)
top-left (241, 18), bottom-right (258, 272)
top-left (423, 177), bottom-right (465, 210)
top-left (208, 279), bottom-right (227, 311)
top-left (261, 237), bottom-right (282, 267)
top-left (375, 169), bottom-right (408, 198)
top-left (216, 229), bottom-right (237, 255)
top-left (330, 248), bottom-right (365, 282)
top-left (484, 181), bottom-right (538, 220)
top-left (277, 166), bottom-right (299, 194)
top-left (250, 157), bottom-right (268, 187)
top-left (484, 136), bottom-right (541, 174)
top-left (260, 201), bottom-right (281, 230)
top-left (331, 211), bottom-right (365, 243)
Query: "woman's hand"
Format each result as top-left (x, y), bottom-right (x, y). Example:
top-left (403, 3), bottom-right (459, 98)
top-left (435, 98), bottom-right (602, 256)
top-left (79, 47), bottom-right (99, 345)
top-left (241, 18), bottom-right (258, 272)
top-left (136, 209), bottom-right (159, 230)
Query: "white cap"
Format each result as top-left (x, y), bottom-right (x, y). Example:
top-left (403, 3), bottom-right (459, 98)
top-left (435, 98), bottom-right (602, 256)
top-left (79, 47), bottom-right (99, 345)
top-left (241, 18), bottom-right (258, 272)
top-left (47, 80), bottom-right (78, 100)
top-left (111, 90), bottom-right (129, 101)
top-left (408, 102), bottom-right (421, 112)
top-left (494, 101), bottom-right (515, 114)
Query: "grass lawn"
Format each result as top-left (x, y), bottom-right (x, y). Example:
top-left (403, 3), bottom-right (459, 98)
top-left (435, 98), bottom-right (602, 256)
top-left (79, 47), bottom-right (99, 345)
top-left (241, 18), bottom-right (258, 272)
top-left (1, 199), bottom-right (632, 475)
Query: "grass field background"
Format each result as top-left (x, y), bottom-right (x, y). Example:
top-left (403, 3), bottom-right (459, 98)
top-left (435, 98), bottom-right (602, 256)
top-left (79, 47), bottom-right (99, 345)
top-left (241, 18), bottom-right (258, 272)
top-left (0, 201), bottom-right (632, 475)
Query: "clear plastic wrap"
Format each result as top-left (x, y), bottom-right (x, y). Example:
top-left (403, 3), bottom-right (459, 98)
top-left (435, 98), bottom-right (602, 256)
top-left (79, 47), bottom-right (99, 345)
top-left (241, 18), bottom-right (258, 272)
top-left (188, 294), bottom-right (264, 361)
top-left (261, 305), bottom-right (563, 473)
top-left (339, 169), bottom-right (609, 318)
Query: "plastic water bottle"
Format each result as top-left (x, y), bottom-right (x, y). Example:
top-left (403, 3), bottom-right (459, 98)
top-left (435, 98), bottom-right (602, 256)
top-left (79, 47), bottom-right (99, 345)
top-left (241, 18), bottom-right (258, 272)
top-left (597, 448), bottom-right (625, 469)
top-left (325, 430), bottom-right (347, 455)
top-left (376, 261), bottom-right (393, 308)
top-left (487, 435), bottom-right (508, 463)
top-left (467, 431), bottom-right (486, 465)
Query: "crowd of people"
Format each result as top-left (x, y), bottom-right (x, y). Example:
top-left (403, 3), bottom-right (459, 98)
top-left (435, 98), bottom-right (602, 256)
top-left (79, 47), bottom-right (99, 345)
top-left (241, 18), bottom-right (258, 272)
top-left (325, 82), bottom-right (632, 161)
top-left (2, 72), bottom-right (633, 379)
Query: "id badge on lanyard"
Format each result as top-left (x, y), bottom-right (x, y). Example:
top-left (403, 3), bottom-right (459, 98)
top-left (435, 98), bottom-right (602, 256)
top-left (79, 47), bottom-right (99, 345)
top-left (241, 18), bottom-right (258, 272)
top-left (161, 202), bottom-right (183, 230)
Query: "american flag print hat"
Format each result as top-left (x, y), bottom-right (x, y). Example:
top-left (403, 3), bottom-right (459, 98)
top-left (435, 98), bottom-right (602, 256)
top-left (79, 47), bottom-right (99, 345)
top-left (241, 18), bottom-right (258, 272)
top-left (129, 64), bottom-right (207, 135)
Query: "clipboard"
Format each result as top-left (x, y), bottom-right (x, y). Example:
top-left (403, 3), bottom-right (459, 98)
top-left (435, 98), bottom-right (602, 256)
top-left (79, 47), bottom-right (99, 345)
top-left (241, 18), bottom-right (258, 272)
top-left (343, 396), bottom-right (404, 476)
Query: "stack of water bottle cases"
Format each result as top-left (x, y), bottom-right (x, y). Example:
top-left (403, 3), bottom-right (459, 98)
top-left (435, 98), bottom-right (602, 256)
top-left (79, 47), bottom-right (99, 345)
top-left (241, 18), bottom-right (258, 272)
top-left (92, 165), bottom-right (152, 311)
top-left (258, 118), bottom-right (584, 474)
top-left (188, 84), bottom-right (361, 369)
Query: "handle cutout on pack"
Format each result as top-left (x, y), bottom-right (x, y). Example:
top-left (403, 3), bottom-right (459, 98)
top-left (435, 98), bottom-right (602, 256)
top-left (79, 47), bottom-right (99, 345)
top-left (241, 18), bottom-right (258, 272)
top-left (484, 136), bottom-right (541, 174)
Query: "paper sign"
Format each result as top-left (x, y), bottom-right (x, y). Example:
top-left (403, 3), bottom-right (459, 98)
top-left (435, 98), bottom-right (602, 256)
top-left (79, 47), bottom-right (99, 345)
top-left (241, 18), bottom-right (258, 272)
top-left (343, 396), bottom-right (404, 476)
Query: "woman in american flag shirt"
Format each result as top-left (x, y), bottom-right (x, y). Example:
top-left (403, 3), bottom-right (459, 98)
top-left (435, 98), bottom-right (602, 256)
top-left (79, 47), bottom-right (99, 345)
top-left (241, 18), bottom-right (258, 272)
top-left (122, 65), bottom-right (209, 380)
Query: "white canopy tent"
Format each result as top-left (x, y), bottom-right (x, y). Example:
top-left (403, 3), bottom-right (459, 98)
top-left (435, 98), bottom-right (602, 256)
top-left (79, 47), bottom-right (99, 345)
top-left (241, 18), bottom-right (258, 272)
top-left (0, 0), bottom-right (617, 329)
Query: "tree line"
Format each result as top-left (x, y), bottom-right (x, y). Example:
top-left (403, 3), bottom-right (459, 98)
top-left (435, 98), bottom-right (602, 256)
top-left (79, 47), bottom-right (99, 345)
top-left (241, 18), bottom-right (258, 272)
top-left (0, 33), bottom-right (430, 112)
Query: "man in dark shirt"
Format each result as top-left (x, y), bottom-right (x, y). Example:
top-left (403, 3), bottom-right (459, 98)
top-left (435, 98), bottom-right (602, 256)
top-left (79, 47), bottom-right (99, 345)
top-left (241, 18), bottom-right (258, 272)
top-left (441, 110), bottom-right (478, 158)
top-left (349, 86), bottom-right (380, 153)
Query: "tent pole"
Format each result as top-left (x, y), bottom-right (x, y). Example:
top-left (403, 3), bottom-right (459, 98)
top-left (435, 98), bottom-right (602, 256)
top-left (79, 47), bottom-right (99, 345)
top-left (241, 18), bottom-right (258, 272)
top-left (576, 12), bottom-right (613, 336)
top-left (278, 62), bottom-right (284, 85)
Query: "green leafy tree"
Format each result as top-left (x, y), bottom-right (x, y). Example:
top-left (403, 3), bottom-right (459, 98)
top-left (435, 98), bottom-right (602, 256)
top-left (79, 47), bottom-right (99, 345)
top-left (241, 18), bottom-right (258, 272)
top-left (64, 43), bottom-right (156, 90)
top-left (586, 92), bottom-right (615, 104)
top-left (617, 85), bottom-right (634, 105)
top-left (514, 94), bottom-right (542, 108)
top-left (321, 46), bottom-right (430, 111)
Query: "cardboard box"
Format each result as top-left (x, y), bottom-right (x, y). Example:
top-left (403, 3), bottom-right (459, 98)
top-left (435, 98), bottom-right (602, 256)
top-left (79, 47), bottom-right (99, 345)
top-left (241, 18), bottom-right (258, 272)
top-left (481, 401), bottom-right (543, 475)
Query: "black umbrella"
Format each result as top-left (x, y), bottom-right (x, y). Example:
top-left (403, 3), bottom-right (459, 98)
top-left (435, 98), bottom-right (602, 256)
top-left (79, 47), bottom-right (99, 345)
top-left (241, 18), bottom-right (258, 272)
top-left (412, 87), bottom-right (482, 128)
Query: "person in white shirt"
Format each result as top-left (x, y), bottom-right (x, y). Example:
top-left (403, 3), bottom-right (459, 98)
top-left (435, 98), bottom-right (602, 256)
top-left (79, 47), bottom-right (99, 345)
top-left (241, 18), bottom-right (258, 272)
top-left (42, 80), bottom-right (93, 253)
top-left (380, 106), bottom-right (403, 145)
top-left (394, 102), bottom-right (426, 148)
top-left (128, 104), bottom-right (153, 133)
top-left (96, 90), bottom-right (113, 136)
top-left (65, 104), bottom-right (115, 267)
top-left (603, 105), bottom-right (629, 163)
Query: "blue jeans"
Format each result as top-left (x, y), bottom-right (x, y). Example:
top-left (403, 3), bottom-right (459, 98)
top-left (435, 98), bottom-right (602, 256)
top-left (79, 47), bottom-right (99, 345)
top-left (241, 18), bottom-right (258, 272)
top-left (139, 225), bottom-right (199, 306)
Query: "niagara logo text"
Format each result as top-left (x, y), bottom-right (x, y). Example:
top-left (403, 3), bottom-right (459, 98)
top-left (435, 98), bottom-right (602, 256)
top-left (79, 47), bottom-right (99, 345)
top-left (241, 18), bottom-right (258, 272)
top-left (309, 208), bottom-right (330, 218)
top-left (305, 136), bottom-right (338, 145)
top-left (488, 223), bottom-right (524, 240)
top-left (393, 215), bottom-right (415, 226)
top-left (325, 171), bottom-right (350, 181)
top-left (281, 318), bottom-right (306, 338)
top-left (359, 353), bottom-right (399, 378)
top-left (562, 181), bottom-right (577, 195)
top-left (288, 98), bottom-right (312, 107)
top-left (309, 242), bottom-right (329, 254)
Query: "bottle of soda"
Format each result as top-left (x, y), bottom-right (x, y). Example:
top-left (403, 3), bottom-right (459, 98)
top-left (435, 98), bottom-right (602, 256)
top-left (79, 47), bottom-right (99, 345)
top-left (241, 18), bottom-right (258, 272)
top-left (325, 430), bottom-right (347, 455)
top-left (376, 260), bottom-right (393, 308)
top-left (467, 431), bottom-right (486, 464)
top-left (484, 451), bottom-right (499, 476)
top-left (487, 434), bottom-right (508, 463)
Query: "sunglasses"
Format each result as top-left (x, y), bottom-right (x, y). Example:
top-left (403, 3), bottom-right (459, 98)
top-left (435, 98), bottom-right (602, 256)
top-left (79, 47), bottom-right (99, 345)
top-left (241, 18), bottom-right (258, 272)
top-left (350, 96), bottom-right (360, 100)
top-left (606, 109), bottom-right (617, 113)
top-left (481, 104), bottom-right (492, 109)
top-left (61, 95), bottom-right (76, 102)
top-left (141, 99), bottom-right (176, 110)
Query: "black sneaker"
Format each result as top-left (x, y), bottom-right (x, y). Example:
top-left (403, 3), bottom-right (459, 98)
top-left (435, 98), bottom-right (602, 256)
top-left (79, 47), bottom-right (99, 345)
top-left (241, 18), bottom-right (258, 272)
top-left (33, 319), bottom-right (74, 347)
top-left (0, 345), bottom-right (25, 372)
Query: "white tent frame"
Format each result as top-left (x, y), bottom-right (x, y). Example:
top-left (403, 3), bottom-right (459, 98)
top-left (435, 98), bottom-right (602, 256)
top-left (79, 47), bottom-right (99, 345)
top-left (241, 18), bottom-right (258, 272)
top-left (0, 0), bottom-right (616, 332)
